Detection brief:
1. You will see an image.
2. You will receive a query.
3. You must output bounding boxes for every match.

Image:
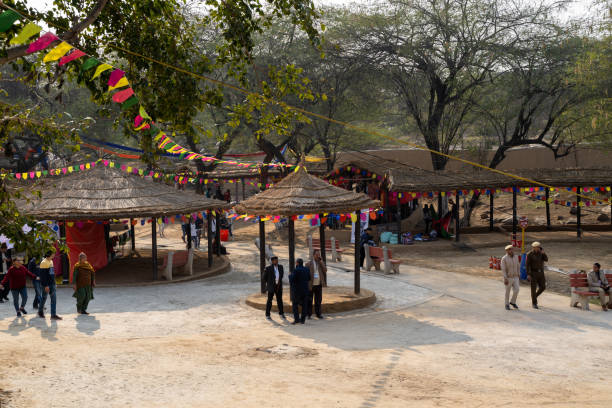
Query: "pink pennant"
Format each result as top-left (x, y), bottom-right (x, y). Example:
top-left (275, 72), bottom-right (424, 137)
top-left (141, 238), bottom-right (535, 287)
top-left (112, 87), bottom-right (134, 103)
top-left (120, 165), bottom-right (126, 171)
top-left (16, 173), bottom-right (21, 179)
top-left (29, 172), bottom-right (34, 179)
top-left (62, 168), bottom-right (67, 174)
top-left (103, 160), bottom-right (109, 166)
top-left (79, 164), bottom-right (85, 171)
top-left (108, 69), bottom-right (125, 87)
top-left (134, 115), bottom-right (143, 127)
top-left (59, 49), bottom-right (86, 66)
top-left (26, 32), bottom-right (59, 54)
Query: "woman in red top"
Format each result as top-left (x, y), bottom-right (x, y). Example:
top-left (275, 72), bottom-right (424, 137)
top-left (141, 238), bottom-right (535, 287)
top-left (0, 256), bottom-right (39, 317)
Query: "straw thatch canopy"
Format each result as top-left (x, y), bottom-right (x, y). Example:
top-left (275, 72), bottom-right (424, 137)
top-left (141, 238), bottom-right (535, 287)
top-left (388, 167), bottom-right (612, 192)
top-left (235, 165), bottom-right (380, 216)
top-left (16, 164), bottom-right (229, 220)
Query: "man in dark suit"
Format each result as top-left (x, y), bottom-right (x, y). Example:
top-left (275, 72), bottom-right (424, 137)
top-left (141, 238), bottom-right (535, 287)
top-left (263, 256), bottom-right (285, 319)
top-left (289, 258), bottom-right (310, 324)
top-left (0, 243), bottom-right (12, 302)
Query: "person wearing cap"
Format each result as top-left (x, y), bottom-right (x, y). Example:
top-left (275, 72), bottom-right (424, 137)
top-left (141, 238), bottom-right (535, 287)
top-left (526, 241), bottom-right (548, 309)
top-left (587, 263), bottom-right (611, 311)
top-left (289, 258), bottom-right (310, 324)
top-left (0, 256), bottom-right (39, 317)
top-left (501, 245), bottom-right (520, 310)
top-left (263, 256), bottom-right (285, 319)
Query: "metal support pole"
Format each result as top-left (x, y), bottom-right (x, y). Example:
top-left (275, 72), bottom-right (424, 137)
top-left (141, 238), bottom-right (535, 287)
top-left (151, 218), bottom-right (158, 280)
top-left (259, 218), bottom-right (266, 293)
top-left (59, 223), bottom-right (69, 284)
top-left (288, 217), bottom-right (295, 274)
top-left (130, 218), bottom-right (136, 252)
top-left (187, 218), bottom-right (192, 250)
top-left (545, 188), bottom-right (551, 230)
top-left (455, 208), bottom-right (460, 242)
top-left (438, 193), bottom-right (443, 218)
top-left (396, 195), bottom-right (402, 237)
top-left (489, 192), bottom-right (494, 232)
top-left (576, 188), bottom-right (581, 238)
top-left (512, 188), bottom-right (518, 237)
top-left (241, 177), bottom-right (246, 201)
top-left (354, 209), bottom-right (361, 295)
top-left (207, 210), bottom-right (213, 268)
top-left (319, 213), bottom-right (326, 264)
top-left (234, 181), bottom-right (238, 203)
top-left (215, 211), bottom-right (221, 255)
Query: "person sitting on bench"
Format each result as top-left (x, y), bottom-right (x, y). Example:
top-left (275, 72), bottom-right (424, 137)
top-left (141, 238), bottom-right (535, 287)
top-left (588, 262), bottom-right (611, 311)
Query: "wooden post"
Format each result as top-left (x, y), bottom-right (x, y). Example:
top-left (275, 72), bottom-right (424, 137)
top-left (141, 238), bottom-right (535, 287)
top-left (354, 210), bottom-right (361, 294)
top-left (545, 188), bottom-right (551, 230)
top-left (259, 218), bottom-right (266, 293)
top-left (215, 210), bottom-right (221, 255)
top-left (207, 210), bottom-right (213, 268)
top-left (437, 193), bottom-right (443, 218)
top-left (130, 218), bottom-right (136, 251)
top-left (288, 217), bottom-right (295, 274)
top-left (186, 218), bottom-right (192, 250)
top-left (319, 213), bottom-right (326, 264)
top-left (152, 218), bottom-right (158, 280)
top-left (59, 223), bottom-right (69, 284)
top-left (396, 195), bottom-right (402, 237)
top-left (576, 188), bottom-right (581, 238)
top-left (241, 177), bottom-right (246, 201)
top-left (489, 192), bottom-right (494, 232)
top-left (512, 187), bottom-right (518, 237)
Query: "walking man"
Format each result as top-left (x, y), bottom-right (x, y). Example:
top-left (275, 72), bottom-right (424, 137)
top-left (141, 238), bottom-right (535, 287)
top-left (27, 254), bottom-right (42, 310)
top-left (263, 256), bottom-right (284, 319)
top-left (0, 256), bottom-right (39, 317)
top-left (306, 249), bottom-right (327, 319)
top-left (587, 262), bottom-right (611, 311)
top-left (526, 242), bottom-right (548, 309)
top-left (289, 259), bottom-right (310, 324)
top-left (501, 245), bottom-right (520, 310)
top-left (73, 253), bottom-right (96, 315)
top-left (359, 227), bottom-right (374, 268)
top-left (38, 250), bottom-right (62, 320)
top-left (0, 242), bottom-right (12, 302)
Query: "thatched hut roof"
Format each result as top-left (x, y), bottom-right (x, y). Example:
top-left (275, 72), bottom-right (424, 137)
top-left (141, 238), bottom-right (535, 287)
top-left (235, 165), bottom-right (380, 216)
top-left (17, 164), bottom-right (229, 220)
top-left (388, 167), bottom-right (612, 192)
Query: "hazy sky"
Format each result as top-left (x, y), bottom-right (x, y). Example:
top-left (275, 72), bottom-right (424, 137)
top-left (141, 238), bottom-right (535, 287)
top-left (24, 0), bottom-right (597, 20)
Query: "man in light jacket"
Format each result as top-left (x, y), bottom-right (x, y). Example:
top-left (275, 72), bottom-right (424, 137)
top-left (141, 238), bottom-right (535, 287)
top-left (306, 250), bottom-right (327, 319)
top-left (587, 262), bottom-right (611, 311)
top-left (501, 245), bottom-right (520, 310)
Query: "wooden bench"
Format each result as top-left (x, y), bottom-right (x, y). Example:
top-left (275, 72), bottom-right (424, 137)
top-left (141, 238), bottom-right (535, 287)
top-left (161, 249), bottom-right (194, 281)
top-left (570, 272), bottom-right (612, 310)
top-left (308, 235), bottom-right (343, 262)
top-left (364, 244), bottom-right (401, 274)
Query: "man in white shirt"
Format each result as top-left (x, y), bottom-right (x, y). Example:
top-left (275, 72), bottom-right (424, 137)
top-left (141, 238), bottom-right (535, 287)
top-left (263, 256), bottom-right (285, 319)
top-left (306, 250), bottom-right (327, 319)
top-left (501, 244), bottom-right (520, 310)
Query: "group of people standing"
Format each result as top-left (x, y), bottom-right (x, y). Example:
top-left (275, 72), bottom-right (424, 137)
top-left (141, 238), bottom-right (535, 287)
top-left (0, 243), bottom-right (96, 318)
top-left (501, 241), bottom-right (612, 311)
top-left (263, 249), bottom-right (327, 324)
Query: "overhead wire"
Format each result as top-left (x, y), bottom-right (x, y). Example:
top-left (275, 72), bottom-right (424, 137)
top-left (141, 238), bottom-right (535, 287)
top-left (0, 2), bottom-right (609, 203)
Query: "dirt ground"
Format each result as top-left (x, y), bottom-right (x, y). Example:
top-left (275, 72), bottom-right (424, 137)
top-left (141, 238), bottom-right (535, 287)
top-left (2, 222), bottom-right (612, 407)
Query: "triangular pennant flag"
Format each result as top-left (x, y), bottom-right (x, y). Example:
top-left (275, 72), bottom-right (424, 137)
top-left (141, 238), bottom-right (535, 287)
top-left (10, 22), bottom-right (41, 45)
top-left (26, 32), bottom-right (59, 54)
top-left (59, 49), bottom-right (85, 66)
top-left (139, 106), bottom-right (152, 121)
top-left (108, 76), bottom-right (128, 91)
top-left (91, 63), bottom-right (113, 80)
top-left (112, 87), bottom-right (134, 103)
top-left (80, 57), bottom-right (100, 72)
top-left (108, 69), bottom-right (125, 87)
top-left (42, 41), bottom-right (72, 63)
top-left (120, 95), bottom-right (139, 110)
top-left (0, 10), bottom-right (20, 32)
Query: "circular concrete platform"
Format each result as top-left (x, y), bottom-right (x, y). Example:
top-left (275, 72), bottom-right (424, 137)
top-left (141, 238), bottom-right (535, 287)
top-left (246, 286), bottom-right (376, 314)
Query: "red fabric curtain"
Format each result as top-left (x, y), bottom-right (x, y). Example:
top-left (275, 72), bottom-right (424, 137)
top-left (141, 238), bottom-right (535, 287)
top-left (66, 223), bottom-right (107, 281)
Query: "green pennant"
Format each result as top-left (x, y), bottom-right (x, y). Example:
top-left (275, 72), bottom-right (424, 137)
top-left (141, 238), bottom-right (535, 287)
top-left (0, 10), bottom-right (20, 32)
top-left (120, 96), bottom-right (139, 110)
top-left (42, 170), bottom-right (48, 176)
top-left (80, 57), bottom-right (100, 73)
top-left (179, 152), bottom-right (187, 160)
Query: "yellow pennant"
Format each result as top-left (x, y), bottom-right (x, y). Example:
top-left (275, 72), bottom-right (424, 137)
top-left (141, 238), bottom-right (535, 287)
top-left (350, 213), bottom-right (358, 223)
top-left (108, 76), bottom-right (129, 91)
top-left (91, 63), bottom-right (113, 80)
top-left (10, 22), bottom-right (41, 45)
top-left (42, 42), bottom-right (72, 63)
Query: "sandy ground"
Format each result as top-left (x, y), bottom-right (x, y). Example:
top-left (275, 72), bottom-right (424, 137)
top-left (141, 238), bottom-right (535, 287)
top-left (2, 224), bottom-right (612, 407)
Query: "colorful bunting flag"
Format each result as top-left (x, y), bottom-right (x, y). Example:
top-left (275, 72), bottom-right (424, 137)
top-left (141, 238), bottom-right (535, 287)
top-left (108, 69), bottom-right (125, 87)
top-left (112, 87), bottom-right (134, 103)
top-left (108, 76), bottom-right (129, 91)
top-left (42, 41), bottom-right (72, 63)
top-left (10, 22), bottom-right (41, 45)
top-left (80, 57), bottom-right (100, 72)
top-left (91, 63), bottom-right (113, 80)
top-left (26, 32), bottom-right (58, 53)
top-left (59, 49), bottom-right (85, 66)
top-left (0, 10), bottom-right (20, 32)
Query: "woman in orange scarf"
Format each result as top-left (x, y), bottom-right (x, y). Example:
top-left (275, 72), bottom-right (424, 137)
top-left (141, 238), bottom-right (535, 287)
top-left (72, 252), bottom-right (96, 315)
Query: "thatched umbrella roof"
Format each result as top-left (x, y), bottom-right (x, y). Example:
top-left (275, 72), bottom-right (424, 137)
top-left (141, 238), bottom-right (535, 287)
top-left (235, 165), bottom-right (380, 216)
top-left (17, 164), bottom-right (229, 220)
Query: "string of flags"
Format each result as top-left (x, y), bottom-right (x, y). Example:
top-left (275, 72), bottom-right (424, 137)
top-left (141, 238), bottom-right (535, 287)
top-left (0, 7), bottom-right (294, 171)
